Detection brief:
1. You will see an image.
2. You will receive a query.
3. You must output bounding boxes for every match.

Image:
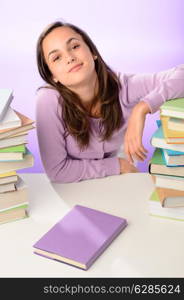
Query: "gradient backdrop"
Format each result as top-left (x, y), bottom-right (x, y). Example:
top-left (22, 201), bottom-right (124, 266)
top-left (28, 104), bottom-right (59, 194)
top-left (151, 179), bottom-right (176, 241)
top-left (0, 0), bottom-right (184, 174)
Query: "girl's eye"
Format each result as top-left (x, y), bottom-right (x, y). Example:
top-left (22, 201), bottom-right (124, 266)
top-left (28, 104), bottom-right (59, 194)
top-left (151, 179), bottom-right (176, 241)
top-left (53, 55), bottom-right (61, 62)
top-left (72, 44), bottom-right (80, 49)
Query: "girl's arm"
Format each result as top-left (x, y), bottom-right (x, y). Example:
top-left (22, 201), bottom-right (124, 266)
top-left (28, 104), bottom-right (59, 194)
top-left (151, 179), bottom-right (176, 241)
top-left (123, 64), bottom-right (184, 163)
top-left (36, 88), bottom-right (120, 183)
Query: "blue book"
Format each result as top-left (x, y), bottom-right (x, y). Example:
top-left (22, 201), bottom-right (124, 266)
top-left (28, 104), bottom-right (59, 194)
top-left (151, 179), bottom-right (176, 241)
top-left (0, 89), bottom-right (13, 121)
top-left (156, 119), bottom-right (161, 127)
top-left (166, 149), bottom-right (184, 156)
top-left (161, 148), bottom-right (184, 167)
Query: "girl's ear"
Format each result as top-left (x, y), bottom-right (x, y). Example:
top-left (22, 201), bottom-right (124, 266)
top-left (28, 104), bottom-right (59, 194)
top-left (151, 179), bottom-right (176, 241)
top-left (53, 77), bottom-right (58, 83)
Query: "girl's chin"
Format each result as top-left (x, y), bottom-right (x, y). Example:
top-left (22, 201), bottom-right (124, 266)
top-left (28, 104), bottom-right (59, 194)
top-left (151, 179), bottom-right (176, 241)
top-left (66, 78), bottom-right (88, 87)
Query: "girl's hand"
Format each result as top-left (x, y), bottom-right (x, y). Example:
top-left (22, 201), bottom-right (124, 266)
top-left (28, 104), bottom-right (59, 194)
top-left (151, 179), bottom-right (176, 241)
top-left (119, 158), bottom-right (139, 173)
top-left (124, 101), bottom-right (150, 164)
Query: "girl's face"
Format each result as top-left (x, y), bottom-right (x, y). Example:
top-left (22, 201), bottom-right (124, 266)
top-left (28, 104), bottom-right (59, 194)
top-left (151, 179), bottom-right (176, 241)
top-left (42, 26), bottom-right (97, 89)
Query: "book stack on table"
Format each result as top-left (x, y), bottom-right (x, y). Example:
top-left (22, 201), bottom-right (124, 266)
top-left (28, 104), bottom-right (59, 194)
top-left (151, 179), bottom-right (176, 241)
top-left (0, 89), bottom-right (34, 225)
top-left (148, 98), bottom-right (184, 221)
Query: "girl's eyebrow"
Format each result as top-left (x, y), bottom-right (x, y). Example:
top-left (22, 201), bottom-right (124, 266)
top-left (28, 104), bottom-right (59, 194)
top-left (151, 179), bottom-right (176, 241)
top-left (48, 37), bottom-right (80, 59)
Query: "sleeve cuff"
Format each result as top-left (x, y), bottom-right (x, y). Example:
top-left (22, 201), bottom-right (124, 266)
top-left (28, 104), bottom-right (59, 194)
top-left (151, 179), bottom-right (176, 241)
top-left (142, 92), bottom-right (165, 114)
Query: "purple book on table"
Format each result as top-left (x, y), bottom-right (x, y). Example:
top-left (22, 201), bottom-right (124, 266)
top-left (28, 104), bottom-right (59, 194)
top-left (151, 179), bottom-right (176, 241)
top-left (33, 205), bottom-right (127, 270)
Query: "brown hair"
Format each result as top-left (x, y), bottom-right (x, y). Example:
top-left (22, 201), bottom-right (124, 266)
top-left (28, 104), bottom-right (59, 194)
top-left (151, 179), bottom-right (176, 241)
top-left (36, 21), bottom-right (123, 149)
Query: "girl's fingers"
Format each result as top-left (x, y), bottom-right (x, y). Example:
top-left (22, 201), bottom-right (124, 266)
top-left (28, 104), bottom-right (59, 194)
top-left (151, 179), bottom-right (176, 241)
top-left (124, 141), bottom-right (134, 164)
top-left (139, 144), bottom-right (148, 154)
top-left (128, 139), bottom-right (147, 161)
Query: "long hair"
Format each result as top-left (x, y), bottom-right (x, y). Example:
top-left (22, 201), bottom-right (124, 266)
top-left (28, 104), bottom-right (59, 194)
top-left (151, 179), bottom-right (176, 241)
top-left (36, 21), bottom-right (123, 149)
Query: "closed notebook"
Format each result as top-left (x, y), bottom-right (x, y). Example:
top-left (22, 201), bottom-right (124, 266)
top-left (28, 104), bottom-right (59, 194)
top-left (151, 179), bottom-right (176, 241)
top-left (33, 205), bottom-right (127, 270)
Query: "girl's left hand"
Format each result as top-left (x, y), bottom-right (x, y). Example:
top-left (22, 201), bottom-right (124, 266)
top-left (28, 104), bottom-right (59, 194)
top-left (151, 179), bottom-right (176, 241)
top-left (124, 101), bottom-right (150, 164)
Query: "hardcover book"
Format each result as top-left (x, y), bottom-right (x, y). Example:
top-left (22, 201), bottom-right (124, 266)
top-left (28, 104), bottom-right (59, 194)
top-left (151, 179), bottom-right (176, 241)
top-left (168, 117), bottom-right (184, 132)
top-left (152, 174), bottom-right (184, 191)
top-left (0, 177), bottom-right (28, 211)
top-left (0, 89), bottom-right (13, 121)
top-left (151, 125), bottom-right (184, 152)
top-left (0, 111), bottom-right (34, 140)
top-left (0, 171), bottom-right (18, 185)
top-left (149, 190), bottom-right (184, 221)
top-left (0, 182), bottom-right (16, 193)
top-left (0, 204), bottom-right (28, 225)
top-left (33, 205), bottom-right (128, 270)
top-left (151, 178), bottom-right (184, 207)
top-left (160, 97), bottom-right (184, 119)
top-left (149, 148), bottom-right (184, 177)
top-left (0, 148), bottom-right (33, 174)
top-left (161, 115), bottom-right (184, 143)
top-left (0, 133), bottom-right (28, 149)
top-left (0, 107), bottom-right (21, 130)
top-left (0, 144), bottom-right (26, 161)
top-left (162, 148), bottom-right (184, 166)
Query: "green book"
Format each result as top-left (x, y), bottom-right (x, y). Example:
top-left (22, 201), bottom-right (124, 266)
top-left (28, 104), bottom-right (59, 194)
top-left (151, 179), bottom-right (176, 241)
top-left (161, 98), bottom-right (184, 112)
top-left (149, 148), bottom-right (184, 177)
top-left (0, 144), bottom-right (26, 153)
top-left (0, 204), bottom-right (28, 225)
top-left (149, 190), bottom-right (184, 221)
top-left (0, 204), bottom-right (28, 213)
top-left (160, 98), bottom-right (184, 119)
top-left (150, 148), bottom-right (165, 165)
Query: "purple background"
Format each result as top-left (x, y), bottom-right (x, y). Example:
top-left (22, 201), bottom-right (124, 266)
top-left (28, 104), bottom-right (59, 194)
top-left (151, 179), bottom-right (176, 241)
top-left (0, 0), bottom-right (184, 173)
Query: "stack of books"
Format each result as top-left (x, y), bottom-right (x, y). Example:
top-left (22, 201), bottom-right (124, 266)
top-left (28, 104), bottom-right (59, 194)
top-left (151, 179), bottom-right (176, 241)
top-left (0, 89), bottom-right (34, 225)
top-left (148, 97), bottom-right (184, 221)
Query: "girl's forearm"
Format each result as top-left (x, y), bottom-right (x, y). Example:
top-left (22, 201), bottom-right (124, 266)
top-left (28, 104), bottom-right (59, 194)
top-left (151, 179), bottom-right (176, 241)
top-left (133, 101), bottom-right (151, 115)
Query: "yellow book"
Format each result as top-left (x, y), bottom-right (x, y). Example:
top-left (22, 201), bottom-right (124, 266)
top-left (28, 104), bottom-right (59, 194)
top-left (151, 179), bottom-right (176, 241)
top-left (0, 171), bottom-right (16, 178)
top-left (161, 115), bottom-right (184, 144)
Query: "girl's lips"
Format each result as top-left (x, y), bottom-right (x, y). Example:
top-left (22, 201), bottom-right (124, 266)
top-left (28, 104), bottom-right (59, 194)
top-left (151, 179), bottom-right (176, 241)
top-left (69, 63), bottom-right (83, 72)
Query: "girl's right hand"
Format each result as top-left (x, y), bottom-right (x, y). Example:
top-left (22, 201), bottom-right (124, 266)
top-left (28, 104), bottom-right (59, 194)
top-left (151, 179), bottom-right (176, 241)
top-left (118, 158), bottom-right (139, 174)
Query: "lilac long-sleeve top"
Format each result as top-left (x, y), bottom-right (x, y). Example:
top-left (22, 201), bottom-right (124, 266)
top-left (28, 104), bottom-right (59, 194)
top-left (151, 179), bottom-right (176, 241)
top-left (36, 64), bottom-right (184, 183)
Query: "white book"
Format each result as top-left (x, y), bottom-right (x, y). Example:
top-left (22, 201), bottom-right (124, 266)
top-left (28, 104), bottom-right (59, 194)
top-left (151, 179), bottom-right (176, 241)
top-left (149, 190), bottom-right (184, 221)
top-left (0, 107), bottom-right (21, 130)
top-left (0, 89), bottom-right (13, 121)
top-left (0, 173), bottom-right (18, 185)
top-left (149, 202), bottom-right (184, 220)
top-left (154, 174), bottom-right (184, 191)
top-left (0, 177), bottom-right (28, 211)
top-left (0, 149), bottom-right (33, 174)
top-left (164, 196), bottom-right (184, 208)
top-left (0, 152), bottom-right (24, 161)
top-left (0, 182), bottom-right (16, 193)
top-left (161, 109), bottom-right (184, 119)
top-left (168, 117), bottom-right (184, 132)
top-left (0, 134), bottom-right (27, 149)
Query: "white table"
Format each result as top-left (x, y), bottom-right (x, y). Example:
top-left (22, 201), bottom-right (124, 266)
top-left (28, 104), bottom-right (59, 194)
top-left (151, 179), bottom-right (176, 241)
top-left (0, 173), bottom-right (183, 278)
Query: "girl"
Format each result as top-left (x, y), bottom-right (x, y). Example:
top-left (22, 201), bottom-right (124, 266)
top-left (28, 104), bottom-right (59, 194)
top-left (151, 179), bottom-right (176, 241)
top-left (36, 21), bottom-right (184, 183)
